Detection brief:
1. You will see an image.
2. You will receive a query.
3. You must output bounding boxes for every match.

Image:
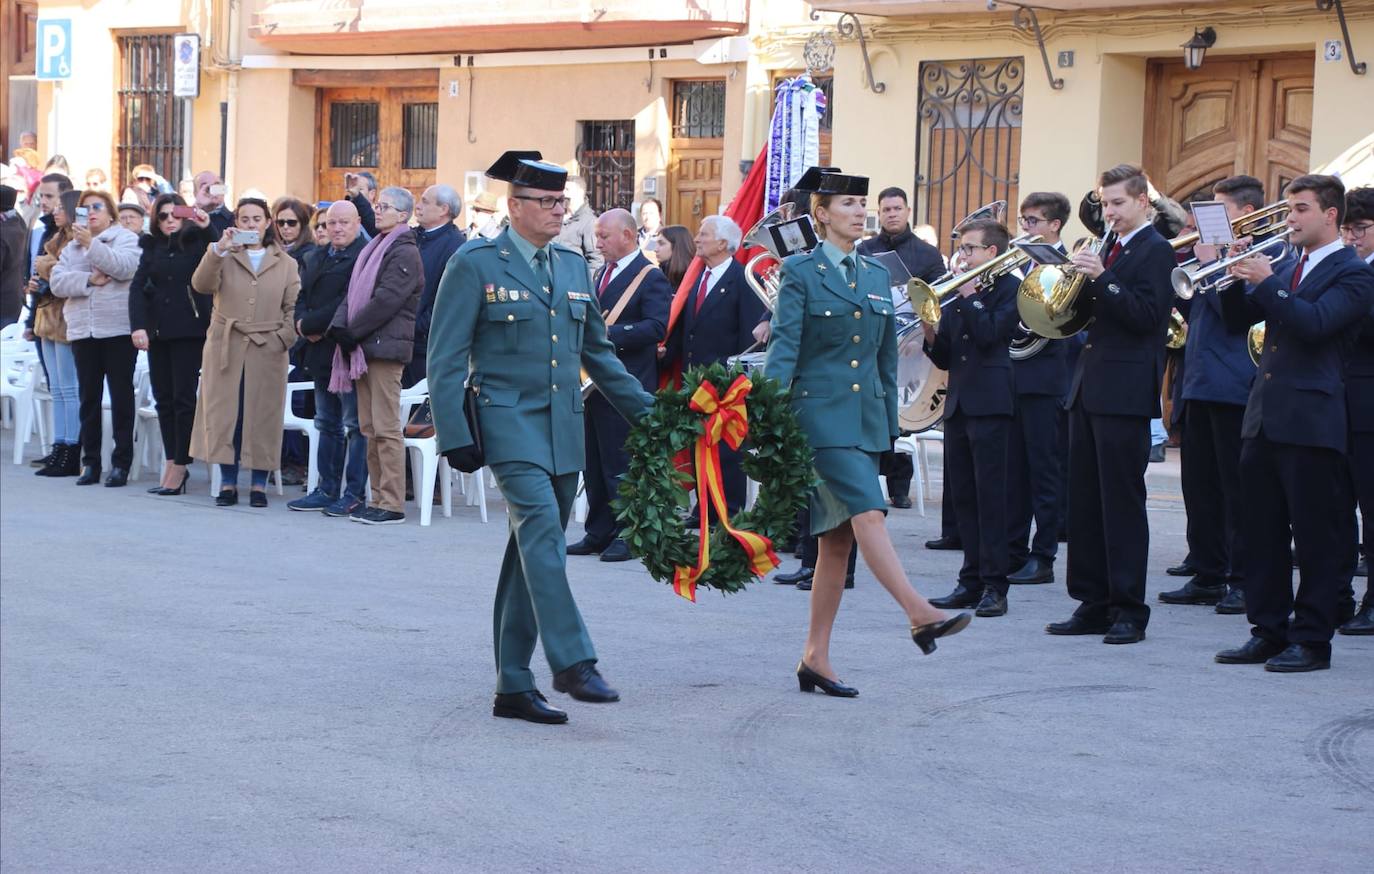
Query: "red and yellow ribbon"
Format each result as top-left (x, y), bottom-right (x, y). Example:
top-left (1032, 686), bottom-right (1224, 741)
top-left (672, 375), bottom-right (781, 601)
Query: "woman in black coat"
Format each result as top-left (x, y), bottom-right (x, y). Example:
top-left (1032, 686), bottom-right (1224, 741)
top-left (129, 193), bottom-right (213, 494)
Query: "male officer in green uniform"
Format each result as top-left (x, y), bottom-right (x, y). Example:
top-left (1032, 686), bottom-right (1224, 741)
top-left (428, 151), bottom-right (655, 725)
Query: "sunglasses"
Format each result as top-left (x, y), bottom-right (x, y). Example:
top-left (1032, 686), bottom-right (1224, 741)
top-left (84, 202), bottom-right (107, 212)
top-left (276, 218), bottom-right (300, 227)
top-left (157, 211), bottom-right (176, 221)
top-left (315, 224), bottom-right (327, 231)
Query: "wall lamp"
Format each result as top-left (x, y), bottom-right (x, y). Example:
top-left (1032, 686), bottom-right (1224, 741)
top-left (1181, 27), bottom-right (1217, 70)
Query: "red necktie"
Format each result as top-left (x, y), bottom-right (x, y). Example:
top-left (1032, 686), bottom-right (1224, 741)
top-left (1104, 241), bottom-right (1123, 268)
top-left (693, 271), bottom-right (711, 316)
top-left (597, 265), bottom-right (613, 300)
top-left (1290, 254), bottom-right (1308, 290)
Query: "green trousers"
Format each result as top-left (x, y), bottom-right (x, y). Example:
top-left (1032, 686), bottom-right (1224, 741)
top-left (489, 461), bottom-right (597, 693)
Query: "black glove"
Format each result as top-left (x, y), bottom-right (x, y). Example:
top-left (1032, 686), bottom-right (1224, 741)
top-left (331, 327), bottom-right (358, 353)
top-left (444, 444), bottom-right (483, 473)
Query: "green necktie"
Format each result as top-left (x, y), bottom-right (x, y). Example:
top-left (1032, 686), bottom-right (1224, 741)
top-left (533, 249), bottom-right (551, 294)
top-left (841, 255), bottom-right (855, 286)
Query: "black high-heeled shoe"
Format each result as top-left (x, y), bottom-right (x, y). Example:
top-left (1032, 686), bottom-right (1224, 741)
top-left (796, 662), bottom-right (859, 698)
top-left (911, 612), bottom-right (972, 654)
top-left (155, 471), bottom-right (190, 496)
top-left (215, 488), bottom-right (238, 507)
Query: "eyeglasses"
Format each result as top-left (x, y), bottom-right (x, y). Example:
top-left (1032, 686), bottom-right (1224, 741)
top-left (84, 202), bottom-right (107, 212)
top-left (157, 211), bottom-right (175, 221)
top-left (374, 203), bottom-right (402, 214)
top-left (1341, 221), bottom-right (1373, 240)
top-left (1018, 216), bottom-right (1046, 228)
top-left (276, 218), bottom-right (300, 228)
top-left (957, 242), bottom-right (992, 255)
top-left (511, 195), bottom-right (570, 210)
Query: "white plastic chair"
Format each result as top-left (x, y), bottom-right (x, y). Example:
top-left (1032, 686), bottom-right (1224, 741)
top-left (398, 379), bottom-right (456, 526)
top-left (894, 430), bottom-right (944, 517)
top-left (3, 359), bottom-right (41, 463)
top-left (282, 381), bottom-right (320, 494)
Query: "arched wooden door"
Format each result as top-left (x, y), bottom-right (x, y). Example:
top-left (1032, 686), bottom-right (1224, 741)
top-left (1143, 53), bottom-right (1313, 203)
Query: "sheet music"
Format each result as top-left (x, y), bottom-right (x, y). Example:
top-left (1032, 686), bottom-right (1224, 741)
top-left (1190, 201), bottom-right (1236, 246)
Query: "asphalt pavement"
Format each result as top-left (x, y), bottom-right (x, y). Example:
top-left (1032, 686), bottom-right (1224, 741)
top-left (2, 434), bottom-right (1371, 872)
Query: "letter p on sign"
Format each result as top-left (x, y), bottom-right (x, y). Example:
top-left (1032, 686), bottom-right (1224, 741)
top-left (37, 19), bottom-right (72, 80)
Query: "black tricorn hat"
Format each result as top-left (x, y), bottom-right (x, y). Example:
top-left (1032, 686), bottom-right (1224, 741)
top-left (793, 166), bottom-right (842, 194)
top-left (485, 150), bottom-right (567, 191)
top-left (815, 172), bottom-right (869, 197)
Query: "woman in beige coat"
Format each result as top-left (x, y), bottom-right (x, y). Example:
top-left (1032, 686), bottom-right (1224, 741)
top-left (190, 197), bottom-right (299, 508)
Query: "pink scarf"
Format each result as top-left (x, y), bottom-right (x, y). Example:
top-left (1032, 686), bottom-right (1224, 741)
top-left (329, 224), bottom-right (409, 393)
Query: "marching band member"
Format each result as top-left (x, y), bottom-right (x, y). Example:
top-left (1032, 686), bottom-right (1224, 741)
top-left (1007, 192), bottom-right (1072, 586)
top-left (765, 170), bottom-right (969, 698)
top-left (1046, 164), bottom-right (1176, 645)
top-left (1338, 185), bottom-right (1374, 636)
top-left (923, 218), bottom-right (1020, 617)
top-left (1216, 174), bottom-right (1374, 671)
top-left (1159, 176), bottom-right (1267, 614)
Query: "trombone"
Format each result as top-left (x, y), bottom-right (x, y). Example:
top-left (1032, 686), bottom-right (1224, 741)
top-left (907, 236), bottom-right (1041, 327)
top-left (1170, 230), bottom-right (1293, 299)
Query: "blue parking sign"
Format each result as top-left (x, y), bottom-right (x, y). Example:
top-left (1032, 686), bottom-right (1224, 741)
top-left (36, 19), bottom-right (72, 80)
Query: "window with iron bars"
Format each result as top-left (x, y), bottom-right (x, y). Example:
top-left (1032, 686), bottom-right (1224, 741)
top-left (672, 80), bottom-right (726, 139)
top-left (576, 120), bottom-right (635, 214)
top-left (116, 34), bottom-right (185, 195)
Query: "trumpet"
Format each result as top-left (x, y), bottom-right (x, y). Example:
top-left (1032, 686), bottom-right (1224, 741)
top-left (1170, 230), bottom-right (1293, 299)
top-left (1016, 236), bottom-right (1102, 340)
top-left (906, 236), bottom-right (1041, 326)
top-left (1171, 200), bottom-right (1291, 259)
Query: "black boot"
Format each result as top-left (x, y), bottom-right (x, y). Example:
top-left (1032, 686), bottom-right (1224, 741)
top-left (75, 463), bottom-right (102, 486)
top-left (36, 444), bottom-right (77, 477)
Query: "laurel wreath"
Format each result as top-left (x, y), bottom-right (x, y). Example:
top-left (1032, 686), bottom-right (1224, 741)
top-left (614, 363), bottom-right (815, 595)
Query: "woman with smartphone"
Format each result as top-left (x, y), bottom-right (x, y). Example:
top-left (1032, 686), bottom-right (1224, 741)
top-left (29, 190), bottom-right (81, 477)
top-left (190, 197), bottom-right (300, 507)
top-left (129, 193), bottom-right (214, 495)
top-left (49, 188), bottom-right (142, 487)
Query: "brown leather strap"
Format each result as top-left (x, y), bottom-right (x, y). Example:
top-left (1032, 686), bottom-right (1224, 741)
top-left (604, 265), bottom-right (656, 327)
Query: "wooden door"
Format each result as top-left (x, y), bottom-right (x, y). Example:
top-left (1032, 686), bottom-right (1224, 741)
top-left (1143, 53), bottom-right (1313, 203)
top-left (315, 86), bottom-right (437, 203)
top-left (668, 141), bottom-right (723, 227)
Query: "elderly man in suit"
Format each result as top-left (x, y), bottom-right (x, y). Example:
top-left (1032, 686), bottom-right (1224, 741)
top-left (663, 214), bottom-right (767, 514)
top-left (567, 208), bottom-right (671, 561)
top-left (428, 151), bottom-right (654, 724)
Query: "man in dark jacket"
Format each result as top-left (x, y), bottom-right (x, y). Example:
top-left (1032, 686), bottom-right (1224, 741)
top-left (554, 176), bottom-right (602, 277)
top-left (330, 186), bottom-right (424, 526)
top-left (287, 201), bottom-right (369, 517)
top-left (408, 183), bottom-right (467, 385)
top-left (1, 185), bottom-right (26, 326)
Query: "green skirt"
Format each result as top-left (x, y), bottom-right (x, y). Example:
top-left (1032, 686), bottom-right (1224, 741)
top-left (809, 447), bottom-right (888, 536)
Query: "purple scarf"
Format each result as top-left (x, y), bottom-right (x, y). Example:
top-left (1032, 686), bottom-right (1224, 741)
top-left (329, 224), bottom-right (409, 393)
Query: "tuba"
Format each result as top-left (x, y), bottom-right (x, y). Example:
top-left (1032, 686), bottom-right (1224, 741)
top-left (741, 202), bottom-right (800, 312)
top-left (1016, 236), bottom-right (1102, 340)
top-left (907, 236), bottom-right (1041, 327)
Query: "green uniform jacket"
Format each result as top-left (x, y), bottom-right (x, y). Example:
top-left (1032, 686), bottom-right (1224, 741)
top-left (427, 229), bottom-right (653, 475)
top-left (764, 248), bottom-right (899, 453)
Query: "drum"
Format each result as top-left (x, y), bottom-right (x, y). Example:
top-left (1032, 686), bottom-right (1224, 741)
top-left (895, 314), bottom-right (947, 433)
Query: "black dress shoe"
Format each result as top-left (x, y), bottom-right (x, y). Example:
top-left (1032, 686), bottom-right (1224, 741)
top-left (1008, 558), bottom-right (1053, 585)
top-left (775, 566), bottom-right (813, 585)
top-left (1103, 621), bottom-right (1146, 644)
top-left (103, 467), bottom-right (129, 487)
top-left (1338, 603), bottom-right (1374, 635)
top-left (890, 494), bottom-right (913, 509)
top-left (975, 589), bottom-right (1008, 617)
top-left (215, 488), bottom-right (238, 507)
top-left (924, 535), bottom-right (962, 550)
top-left (599, 539), bottom-right (632, 562)
top-left (75, 465), bottom-right (102, 486)
top-left (566, 536), bottom-right (606, 556)
top-left (249, 490), bottom-right (268, 508)
top-left (911, 613), bottom-right (972, 654)
top-left (796, 662), bottom-right (858, 697)
top-left (552, 660), bottom-right (620, 702)
top-left (929, 585), bottom-right (981, 609)
top-left (1215, 636), bottom-right (1285, 664)
top-left (493, 690), bottom-right (568, 724)
top-left (1046, 615), bottom-right (1113, 636)
top-left (1165, 561), bottom-right (1197, 577)
top-left (1214, 587), bottom-right (1246, 615)
top-left (1264, 644), bottom-right (1330, 673)
top-left (1159, 578), bottom-right (1228, 605)
top-left (795, 574), bottom-right (854, 591)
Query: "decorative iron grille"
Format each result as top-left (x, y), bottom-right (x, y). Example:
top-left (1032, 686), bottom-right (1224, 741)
top-left (672, 80), bottom-right (726, 138)
top-left (116, 35), bottom-right (185, 194)
top-left (577, 120), bottom-right (636, 214)
top-left (914, 58), bottom-right (1024, 253)
top-left (329, 102), bottom-right (379, 168)
top-left (402, 103), bottom-right (438, 169)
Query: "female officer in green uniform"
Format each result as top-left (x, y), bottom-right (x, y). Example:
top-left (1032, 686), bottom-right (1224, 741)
top-left (764, 171), bottom-right (971, 698)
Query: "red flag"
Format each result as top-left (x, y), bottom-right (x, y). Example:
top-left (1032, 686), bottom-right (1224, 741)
top-left (659, 144), bottom-right (770, 388)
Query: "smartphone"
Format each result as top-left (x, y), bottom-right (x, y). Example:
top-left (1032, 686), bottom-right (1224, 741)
top-left (75, 207), bottom-right (89, 227)
top-left (171, 205), bottom-right (196, 219)
top-left (208, 184), bottom-right (227, 197)
top-left (235, 230), bottom-right (260, 246)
